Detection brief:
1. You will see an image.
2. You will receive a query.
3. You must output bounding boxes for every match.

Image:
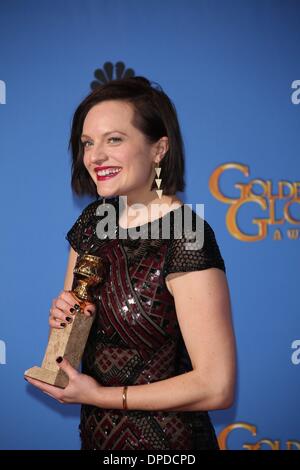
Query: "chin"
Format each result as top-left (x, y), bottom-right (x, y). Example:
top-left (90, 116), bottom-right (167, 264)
top-left (96, 187), bottom-right (119, 199)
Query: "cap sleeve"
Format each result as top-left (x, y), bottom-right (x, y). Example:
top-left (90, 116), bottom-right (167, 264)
top-left (162, 215), bottom-right (226, 278)
top-left (65, 200), bottom-right (100, 254)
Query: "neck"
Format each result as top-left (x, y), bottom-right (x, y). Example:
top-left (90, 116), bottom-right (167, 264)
top-left (118, 193), bottom-right (182, 229)
top-left (120, 193), bottom-right (179, 210)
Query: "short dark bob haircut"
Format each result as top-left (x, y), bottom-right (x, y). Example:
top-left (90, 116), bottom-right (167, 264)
top-left (69, 76), bottom-right (185, 197)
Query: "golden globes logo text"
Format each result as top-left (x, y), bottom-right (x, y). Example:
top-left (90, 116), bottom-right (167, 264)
top-left (209, 163), bottom-right (300, 241)
top-left (218, 422), bottom-right (300, 450)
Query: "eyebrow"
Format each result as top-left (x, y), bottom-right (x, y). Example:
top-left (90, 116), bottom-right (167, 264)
top-left (81, 130), bottom-right (127, 139)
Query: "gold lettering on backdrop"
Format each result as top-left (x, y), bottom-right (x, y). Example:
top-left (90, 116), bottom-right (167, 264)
top-left (209, 163), bottom-right (300, 241)
top-left (286, 440), bottom-right (300, 450)
top-left (243, 439), bottom-right (280, 450)
top-left (218, 422), bottom-right (300, 450)
top-left (273, 229), bottom-right (282, 240)
top-left (218, 422), bottom-right (256, 450)
top-left (287, 228), bottom-right (300, 239)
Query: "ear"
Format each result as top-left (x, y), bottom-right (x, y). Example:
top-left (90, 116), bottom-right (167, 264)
top-left (154, 136), bottom-right (169, 164)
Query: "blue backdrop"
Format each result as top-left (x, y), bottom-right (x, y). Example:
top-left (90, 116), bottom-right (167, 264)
top-left (0, 0), bottom-right (299, 450)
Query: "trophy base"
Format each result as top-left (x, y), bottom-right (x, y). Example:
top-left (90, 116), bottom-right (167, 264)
top-left (24, 366), bottom-right (69, 388)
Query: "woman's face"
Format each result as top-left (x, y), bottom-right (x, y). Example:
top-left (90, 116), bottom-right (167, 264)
top-left (82, 100), bottom-right (166, 201)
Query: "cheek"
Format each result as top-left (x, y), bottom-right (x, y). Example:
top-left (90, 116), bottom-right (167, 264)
top-left (125, 147), bottom-right (151, 170)
top-left (83, 153), bottom-right (89, 170)
top-left (83, 154), bottom-right (96, 181)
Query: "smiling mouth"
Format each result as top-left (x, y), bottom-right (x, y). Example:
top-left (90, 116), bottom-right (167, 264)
top-left (96, 168), bottom-right (122, 181)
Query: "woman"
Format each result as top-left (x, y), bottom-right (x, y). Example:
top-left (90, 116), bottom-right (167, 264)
top-left (26, 76), bottom-right (236, 450)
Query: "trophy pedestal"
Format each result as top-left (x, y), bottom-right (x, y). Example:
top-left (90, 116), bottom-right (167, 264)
top-left (24, 312), bottom-right (94, 388)
top-left (24, 366), bottom-right (70, 388)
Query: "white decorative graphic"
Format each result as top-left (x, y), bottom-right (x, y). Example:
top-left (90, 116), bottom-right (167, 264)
top-left (0, 80), bottom-right (6, 104)
top-left (291, 80), bottom-right (300, 104)
top-left (0, 340), bottom-right (6, 364)
top-left (291, 339), bottom-right (300, 365)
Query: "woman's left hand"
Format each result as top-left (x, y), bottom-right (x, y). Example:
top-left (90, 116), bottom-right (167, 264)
top-left (25, 357), bottom-right (102, 406)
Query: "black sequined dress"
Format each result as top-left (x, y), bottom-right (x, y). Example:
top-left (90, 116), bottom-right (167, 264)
top-left (66, 197), bottom-right (226, 450)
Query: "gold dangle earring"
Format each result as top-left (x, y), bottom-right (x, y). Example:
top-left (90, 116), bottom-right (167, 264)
top-left (154, 161), bottom-right (163, 199)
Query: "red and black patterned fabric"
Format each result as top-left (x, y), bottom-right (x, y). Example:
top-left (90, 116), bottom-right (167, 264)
top-left (66, 196), bottom-right (226, 450)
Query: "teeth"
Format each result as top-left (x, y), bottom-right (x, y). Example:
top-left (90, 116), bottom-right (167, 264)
top-left (97, 168), bottom-right (121, 176)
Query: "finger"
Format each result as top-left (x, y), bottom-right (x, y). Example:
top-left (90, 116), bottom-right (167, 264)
top-left (24, 376), bottom-right (64, 400)
top-left (49, 317), bottom-right (68, 329)
top-left (59, 291), bottom-right (81, 309)
top-left (49, 307), bottom-right (70, 324)
top-left (54, 292), bottom-right (79, 313)
top-left (54, 297), bottom-right (78, 317)
top-left (56, 357), bottom-right (78, 381)
top-left (43, 391), bottom-right (64, 403)
top-left (82, 303), bottom-right (96, 317)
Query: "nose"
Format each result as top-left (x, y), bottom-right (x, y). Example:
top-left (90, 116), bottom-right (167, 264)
top-left (89, 143), bottom-right (108, 164)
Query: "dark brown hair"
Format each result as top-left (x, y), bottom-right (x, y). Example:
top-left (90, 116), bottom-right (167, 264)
top-left (69, 76), bottom-right (185, 197)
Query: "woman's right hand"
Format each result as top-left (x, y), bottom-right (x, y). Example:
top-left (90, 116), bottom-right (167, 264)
top-left (49, 290), bottom-right (96, 329)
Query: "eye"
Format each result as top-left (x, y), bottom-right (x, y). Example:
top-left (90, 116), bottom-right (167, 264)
top-left (108, 137), bottom-right (122, 143)
top-left (81, 140), bottom-right (93, 148)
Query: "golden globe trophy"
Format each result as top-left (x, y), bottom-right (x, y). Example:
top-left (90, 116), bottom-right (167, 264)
top-left (24, 254), bottom-right (105, 388)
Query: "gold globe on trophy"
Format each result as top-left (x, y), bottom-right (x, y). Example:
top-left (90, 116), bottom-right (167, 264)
top-left (24, 254), bottom-right (106, 388)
